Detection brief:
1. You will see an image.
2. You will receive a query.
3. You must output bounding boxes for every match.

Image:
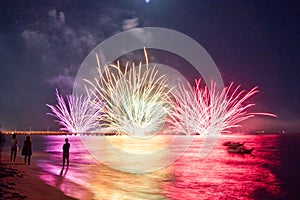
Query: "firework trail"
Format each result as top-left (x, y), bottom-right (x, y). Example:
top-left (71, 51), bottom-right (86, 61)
top-left (46, 89), bottom-right (103, 133)
top-left (85, 49), bottom-right (171, 136)
top-left (168, 79), bottom-right (276, 135)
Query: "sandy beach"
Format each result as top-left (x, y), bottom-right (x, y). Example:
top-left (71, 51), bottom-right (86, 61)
top-left (0, 135), bottom-right (96, 200)
top-left (0, 151), bottom-right (77, 200)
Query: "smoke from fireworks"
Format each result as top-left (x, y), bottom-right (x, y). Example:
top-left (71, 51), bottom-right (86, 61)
top-left (46, 89), bottom-right (103, 133)
top-left (168, 79), bottom-right (276, 135)
top-left (85, 49), bottom-right (171, 136)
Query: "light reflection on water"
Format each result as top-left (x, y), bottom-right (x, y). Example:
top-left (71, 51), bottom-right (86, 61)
top-left (32, 134), bottom-right (292, 199)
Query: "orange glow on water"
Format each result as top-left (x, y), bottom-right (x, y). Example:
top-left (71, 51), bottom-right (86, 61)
top-left (34, 134), bottom-right (287, 199)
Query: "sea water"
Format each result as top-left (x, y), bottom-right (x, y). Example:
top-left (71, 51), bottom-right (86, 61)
top-left (10, 134), bottom-right (300, 199)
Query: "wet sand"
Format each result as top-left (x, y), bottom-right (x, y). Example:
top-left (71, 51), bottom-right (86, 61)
top-left (0, 152), bottom-right (80, 200)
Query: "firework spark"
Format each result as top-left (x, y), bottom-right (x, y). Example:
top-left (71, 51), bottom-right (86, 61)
top-left (168, 79), bottom-right (276, 135)
top-left (85, 49), bottom-right (171, 136)
top-left (46, 89), bottom-right (103, 133)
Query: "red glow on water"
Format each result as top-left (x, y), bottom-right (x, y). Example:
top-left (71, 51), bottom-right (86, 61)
top-left (163, 135), bottom-right (282, 199)
top-left (35, 135), bottom-right (286, 199)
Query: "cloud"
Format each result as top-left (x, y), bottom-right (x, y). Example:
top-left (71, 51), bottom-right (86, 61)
top-left (21, 30), bottom-right (48, 49)
top-left (21, 9), bottom-right (98, 56)
top-left (122, 17), bottom-right (139, 30)
top-left (47, 67), bottom-right (75, 92)
top-left (48, 9), bottom-right (65, 24)
top-left (20, 7), bottom-right (139, 92)
top-left (47, 74), bottom-right (74, 92)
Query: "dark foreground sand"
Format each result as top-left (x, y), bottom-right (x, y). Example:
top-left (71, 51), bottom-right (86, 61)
top-left (0, 155), bottom-right (77, 200)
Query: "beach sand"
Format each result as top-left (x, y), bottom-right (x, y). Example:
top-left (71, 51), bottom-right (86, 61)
top-left (0, 159), bottom-right (74, 199)
top-left (0, 153), bottom-right (77, 200)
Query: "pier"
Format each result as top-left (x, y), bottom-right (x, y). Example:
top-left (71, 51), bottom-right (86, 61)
top-left (2, 130), bottom-right (116, 136)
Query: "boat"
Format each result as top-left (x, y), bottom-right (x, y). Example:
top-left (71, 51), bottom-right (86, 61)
top-left (223, 141), bottom-right (244, 148)
top-left (227, 147), bottom-right (254, 154)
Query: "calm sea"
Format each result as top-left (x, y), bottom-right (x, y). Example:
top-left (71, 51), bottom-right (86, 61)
top-left (10, 134), bottom-right (300, 199)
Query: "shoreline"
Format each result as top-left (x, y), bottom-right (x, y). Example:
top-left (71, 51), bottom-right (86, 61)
top-left (2, 130), bottom-right (297, 136)
top-left (0, 150), bottom-right (93, 200)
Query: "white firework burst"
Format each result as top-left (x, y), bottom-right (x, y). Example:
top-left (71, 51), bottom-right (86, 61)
top-left (85, 49), bottom-right (171, 136)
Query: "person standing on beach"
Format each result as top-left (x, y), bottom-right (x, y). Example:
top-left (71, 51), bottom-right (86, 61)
top-left (22, 136), bottom-right (32, 165)
top-left (0, 125), bottom-right (6, 162)
top-left (62, 138), bottom-right (70, 167)
top-left (10, 134), bottom-right (18, 162)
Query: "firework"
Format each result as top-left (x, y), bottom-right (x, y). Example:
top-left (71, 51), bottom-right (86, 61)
top-left (84, 49), bottom-right (171, 136)
top-left (168, 79), bottom-right (276, 135)
top-left (46, 89), bottom-right (103, 133)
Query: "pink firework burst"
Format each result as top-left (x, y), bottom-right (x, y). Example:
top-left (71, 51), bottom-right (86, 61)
top-left (168, 79), bottom-right (276, 135)
top-left (46, 89), bottom-right (103, 133)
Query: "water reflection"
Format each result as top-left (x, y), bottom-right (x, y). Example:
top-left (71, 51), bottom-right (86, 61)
top-left (59, 165), bottom-right (68, 176)
top-left (162, 135), bottom-right (282, 199)
top-left (80, 135), bottom-right (193, 173)
top-left (86, 164), bottom-right (171, 200)
top-left (38, 135), bottom-right (173, 199)
top-left (34, 135), bottom-right (290, 199)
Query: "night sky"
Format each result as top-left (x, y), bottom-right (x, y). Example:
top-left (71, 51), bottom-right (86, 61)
top-left (0, 0), bottom-right (299, 132)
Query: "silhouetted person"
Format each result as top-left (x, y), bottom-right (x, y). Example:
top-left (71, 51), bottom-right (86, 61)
top-left (10, 134), bottom-right (18, 162)
top-left (62, 138), bottom-right (70, 167)
top-left (22, 136), bottom-right (32, 165)
top-left (0, 125), bottom-right (6, 163)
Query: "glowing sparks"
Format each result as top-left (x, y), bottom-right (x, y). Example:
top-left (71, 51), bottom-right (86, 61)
top-left (47, 48), bottom-right (274, 136)
top-left (168, 79), bottom-right (276, 135)
top-left (46, 89), bottom-right (103, 133)
top-left (85, 49), bottom-right (171, 136)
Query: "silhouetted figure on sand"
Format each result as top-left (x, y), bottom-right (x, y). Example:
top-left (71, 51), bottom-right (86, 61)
top-left (22, 136), bottom-right (32, 165)
top-left (0, 125), bottom-right (6, 163)
top-left (10, 134), bottom-right (18, 162)
top-left (62, 138), bottom-right (70, 167)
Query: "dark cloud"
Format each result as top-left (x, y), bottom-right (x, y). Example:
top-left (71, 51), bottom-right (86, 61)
top-left (20, 7), bottom-right (139, 93)
top-left (0, 2), bottom-right (139, 130)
